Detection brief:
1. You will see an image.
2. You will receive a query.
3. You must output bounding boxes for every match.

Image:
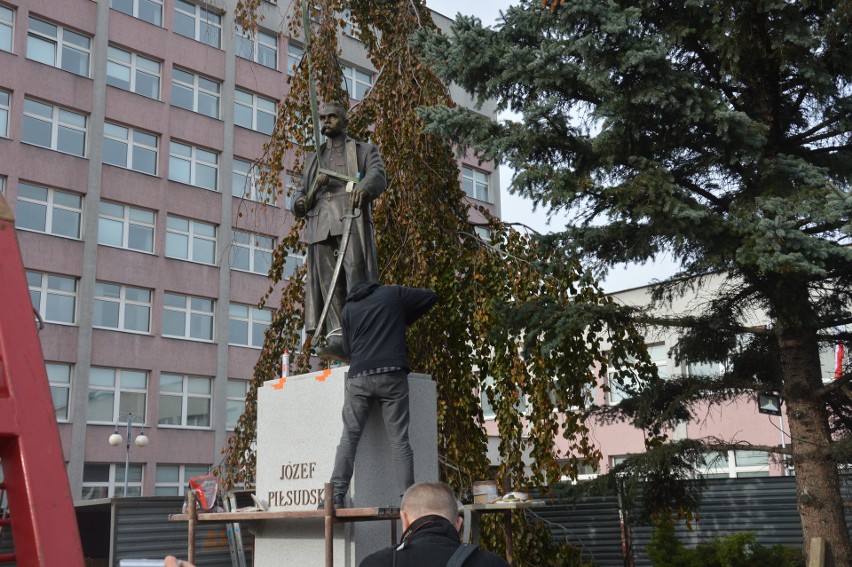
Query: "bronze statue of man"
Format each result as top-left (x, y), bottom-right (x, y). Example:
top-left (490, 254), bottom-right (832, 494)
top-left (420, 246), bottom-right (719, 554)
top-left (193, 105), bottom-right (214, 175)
top-left (293, 102), bottom-right (387, 358)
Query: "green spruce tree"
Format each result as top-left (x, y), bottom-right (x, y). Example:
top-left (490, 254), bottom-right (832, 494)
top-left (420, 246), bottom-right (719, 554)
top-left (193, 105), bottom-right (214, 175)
top-left (415, 1), bottom-right (852, 564)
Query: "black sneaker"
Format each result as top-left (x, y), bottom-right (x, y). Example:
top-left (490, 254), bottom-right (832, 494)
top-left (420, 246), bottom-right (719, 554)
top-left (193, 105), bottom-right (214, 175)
top-left (317, 494), bottom-right (346, 510)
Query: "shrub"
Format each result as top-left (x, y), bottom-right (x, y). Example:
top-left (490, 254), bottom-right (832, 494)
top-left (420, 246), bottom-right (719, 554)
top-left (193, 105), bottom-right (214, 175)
top-left (647, 517), bottom-right (804, 567)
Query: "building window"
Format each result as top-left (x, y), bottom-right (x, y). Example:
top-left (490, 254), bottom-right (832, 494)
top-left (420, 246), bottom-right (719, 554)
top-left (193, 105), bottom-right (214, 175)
top-left (98, 201), bottom-right (155, 253)
top-left (0, 90), bottom-right (9, 138)
top-left (174, 0), bottom-right (221, 48)
top-left (479, 375), bottom-right (527, 420)
top-left (647, 344), bottom-right (670, 379)
top-left (106, 45), bottom-right (160, 99)
top-left (340, 64), bottom-right (371, 101)
top-left (474, 226), bottom-right (491, 242)
top-left (93, 281), bottom-right (152, 333)
top-left (688, 360), bottom-right (723, 379)
top-left (461, 166), bottom-right (490, 202)
top-left (230, 230), bottom-right (273, 275)
top-left (103, 122), bottom-right (158, 175)
top-left (155, 464), bottom-right (210, 495)
top-left (26, 16), bottom-right (91, 77)
top-left (699, 450), bottom-right (770, 478)
top-left (283, 252), bottom-right (304, 280)
top-left (576, 460), bottom-right (600, 480)
top-left (236, 25), bottom-right (276, 69)
top-left (110, 0), bottom-right (162, 27)
top-left (286, 42), bottom-right (303, 76)
top-left (15, 182), bottom-right (82, 238)
top-left (87, 367), bottom-right (147, 423)
top-left (27, 271), bottom-right (77, 325)
top-left (548, 378), bottom-right (593, 410)
top-left (226, 379), bottom-right (250, 430)
top-left (608, 344), bottom-right (668, 405)
top-left (46, 362), bottom-right (72, 422)
top-left (232, 158), bottom-right (275, 203)
top-left (341, 8), bottom-right (359, 38)
top-left (606, 368), bottom-right (637, 406)
top-left (0, 5), bottom-right (13, 53)
top-left (82, 463), bottom-right (144, 499)
top-left (22, 98), bottom-right (87, 156)
top-left (610, 455), bottom-right (631, 471)
top-left (171, 67), bottom-right (220, 119)
top-left (165, 215), bottom-right (216, 265)
top-left (234, 89), bottom-right (276, 135)
top-left (162, 292), bottom-right (214, 341)
top-left (699, 451), bottom-right (730, 479)
top-left (228, 304), bottom-right (271, 348)
top-left (168, 141), bottom-right (219, 191)
top-left (158, 373), bottom-right (212, 427)
top-left (560, 459), bottom-right (600, 482)
top-left (733, 450), bottom-right (771, 477)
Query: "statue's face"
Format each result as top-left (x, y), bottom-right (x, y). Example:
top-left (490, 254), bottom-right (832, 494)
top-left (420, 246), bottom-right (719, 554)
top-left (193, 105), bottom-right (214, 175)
top-left (320, 107), bottom-right (346, 138)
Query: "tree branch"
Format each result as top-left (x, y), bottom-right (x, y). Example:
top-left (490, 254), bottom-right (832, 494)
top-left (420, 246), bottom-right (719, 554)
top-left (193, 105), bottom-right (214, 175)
top-left (701, 437), bottom-right (792, 457)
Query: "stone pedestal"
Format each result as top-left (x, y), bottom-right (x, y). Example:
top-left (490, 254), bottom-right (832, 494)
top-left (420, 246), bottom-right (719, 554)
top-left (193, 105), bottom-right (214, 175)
top-left (254, 367), bottom-right (438, 566)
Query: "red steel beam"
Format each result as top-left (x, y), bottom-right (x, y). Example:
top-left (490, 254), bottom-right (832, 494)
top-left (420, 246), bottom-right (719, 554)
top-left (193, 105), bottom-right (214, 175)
top-left (0, 195), bottom-right (84, 566)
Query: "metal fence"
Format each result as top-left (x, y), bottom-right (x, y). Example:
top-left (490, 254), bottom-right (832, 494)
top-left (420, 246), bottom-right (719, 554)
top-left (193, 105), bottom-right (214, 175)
top-left (532, 475), bottom-right (852, 566)
top-left (3, 477), bottom-right (852, 566)
top-left (76, 496), bottom-right (253, 567)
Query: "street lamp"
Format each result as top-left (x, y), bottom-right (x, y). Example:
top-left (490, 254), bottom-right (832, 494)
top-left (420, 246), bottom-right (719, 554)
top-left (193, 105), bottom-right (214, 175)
top-left (757, 392), bottom-right (788, 476)
top-left (108, 413), bottom-right (148, 497)
top-left (757, 392), bottom-right (782, 416)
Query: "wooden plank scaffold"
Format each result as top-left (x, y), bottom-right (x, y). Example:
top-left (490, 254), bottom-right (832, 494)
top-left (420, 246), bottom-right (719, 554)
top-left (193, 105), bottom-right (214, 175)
top-left (169, 483), bottom-right (399, 567)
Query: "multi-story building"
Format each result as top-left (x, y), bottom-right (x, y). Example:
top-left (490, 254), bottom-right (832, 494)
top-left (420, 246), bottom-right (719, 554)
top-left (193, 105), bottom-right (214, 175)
top-left (482, 274), bottom-right (840, 480)
top-left (0, 0), bottom-right (501, 499)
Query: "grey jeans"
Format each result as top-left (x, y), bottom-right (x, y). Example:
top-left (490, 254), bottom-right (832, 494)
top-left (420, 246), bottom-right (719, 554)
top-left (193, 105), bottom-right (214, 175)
top-left (330, 370), bottom-right (414, 498)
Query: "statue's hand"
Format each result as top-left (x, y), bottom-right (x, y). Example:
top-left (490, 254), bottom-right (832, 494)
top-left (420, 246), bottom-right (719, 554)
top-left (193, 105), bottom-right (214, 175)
top-left (293, 196), bottom-right (307, 217)
top-left (350, 188), bottom-right (370, 209)
top-left (315, 173), bottom-right (329, 187)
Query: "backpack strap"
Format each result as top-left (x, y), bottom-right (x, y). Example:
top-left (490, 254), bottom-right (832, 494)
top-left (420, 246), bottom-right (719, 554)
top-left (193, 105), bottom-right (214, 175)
top-left (446, 543), bottom-right (478, 567)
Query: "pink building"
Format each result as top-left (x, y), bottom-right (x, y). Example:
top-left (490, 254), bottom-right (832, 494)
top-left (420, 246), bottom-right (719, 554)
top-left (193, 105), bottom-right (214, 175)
top-left (0, 0), bottom-right (501, 499)
top-left (482, 276), bottom-right (838, 480)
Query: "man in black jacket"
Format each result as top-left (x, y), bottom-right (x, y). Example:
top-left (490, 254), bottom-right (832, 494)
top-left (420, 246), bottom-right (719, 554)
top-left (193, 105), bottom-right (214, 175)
top-left (360, 482), bottom-right (510, 567)
top-left (326, 282), bottom-right (438, 508)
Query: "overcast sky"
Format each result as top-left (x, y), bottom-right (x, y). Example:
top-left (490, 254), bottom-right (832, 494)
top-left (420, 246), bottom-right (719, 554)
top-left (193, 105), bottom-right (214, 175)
top-left (424, 0), bottom-right (680, 291)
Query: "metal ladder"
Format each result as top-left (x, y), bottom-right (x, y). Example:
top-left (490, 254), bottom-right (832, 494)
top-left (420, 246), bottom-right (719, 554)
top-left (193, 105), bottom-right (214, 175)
top-left (223, 492), bottom-right (247, 567)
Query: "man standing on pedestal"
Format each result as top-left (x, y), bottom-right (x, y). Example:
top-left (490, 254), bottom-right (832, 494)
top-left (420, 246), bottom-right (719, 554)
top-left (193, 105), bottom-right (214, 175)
top-left (293, 102), bottom-right (387, 359)
top-left (324, 282), bottom-right (438, 509)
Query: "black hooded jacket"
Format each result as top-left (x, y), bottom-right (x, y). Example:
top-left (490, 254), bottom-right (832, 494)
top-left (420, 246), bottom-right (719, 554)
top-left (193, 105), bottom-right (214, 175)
top-left (341, 283), bottom-right (437, 377)
top-left (359, 515), bottom-right (509, 567)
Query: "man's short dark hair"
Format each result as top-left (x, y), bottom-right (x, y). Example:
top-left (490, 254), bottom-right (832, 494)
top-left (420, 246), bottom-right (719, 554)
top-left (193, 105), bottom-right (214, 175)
top-left (401, 482), bottom-right (459, 523)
